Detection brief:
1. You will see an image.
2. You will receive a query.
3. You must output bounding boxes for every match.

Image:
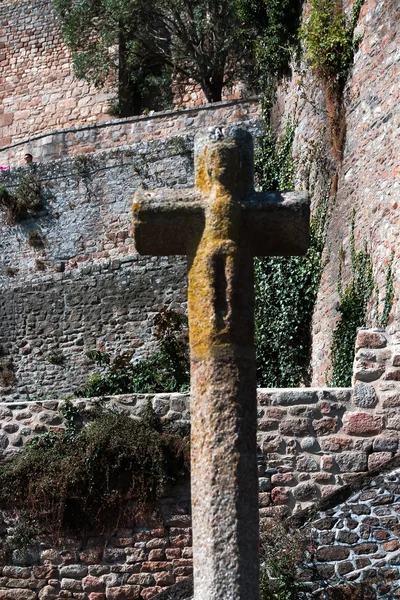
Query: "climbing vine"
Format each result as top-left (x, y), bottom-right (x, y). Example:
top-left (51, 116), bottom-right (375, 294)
top-left (254, 119), bottom-right (330, 387)
top-left (329, 212), bottom-right (374, 387)
top-left (379, 251), bottom-right (395, 329)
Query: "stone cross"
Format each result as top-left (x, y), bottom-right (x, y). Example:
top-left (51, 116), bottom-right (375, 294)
top-left (132, 129), bottom-right (309, 600)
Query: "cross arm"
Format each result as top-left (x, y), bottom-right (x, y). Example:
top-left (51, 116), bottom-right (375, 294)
top-left (239, 191), bottom-right (310, 256)
top-left (132, 188), bottom-right (205, 255)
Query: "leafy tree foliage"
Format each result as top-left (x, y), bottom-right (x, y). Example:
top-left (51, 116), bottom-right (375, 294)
top-left (53, 0), bottom-right (302, 115)
top-left (235, 0), bottom-right (302, 98)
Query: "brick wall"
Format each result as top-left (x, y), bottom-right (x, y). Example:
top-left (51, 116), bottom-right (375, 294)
top-left (0, 0), bottom-right (253, 151)
top-left (0, 0), bottom-right (113, 147)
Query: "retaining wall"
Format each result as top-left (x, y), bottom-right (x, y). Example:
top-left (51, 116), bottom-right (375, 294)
top-left (1, 329), bottom-right (400, 598)
top-left (270, 0), bottom-right (400, 384)
top-left (0, 114), bottom-right (263, 400)
top-left (0, 99), bottom-right (262, 166)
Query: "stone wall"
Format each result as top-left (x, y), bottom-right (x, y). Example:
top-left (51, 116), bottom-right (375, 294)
top-left (0, 99), bottom-right (262, 166)
top-left (292, 458), bottom-right (400, 598)
top-left (0, 0), bottom-right (254, 151)
top-left (0, 113), bottom-right (263, 401)
top-left (0, 483), bottom-right (192, 600)
top-left (1, 324), bottom-right (400, 515)
top-left (1, 329), bottom-right (400, 598)
top-left (270, 0), bottom-right (400, 384)
top-left (0, 0), bottom-right (113, 148)
top-left (310, 0), bottom-right (400, 384)
top-left (0, 138), bottom-right (195, 400)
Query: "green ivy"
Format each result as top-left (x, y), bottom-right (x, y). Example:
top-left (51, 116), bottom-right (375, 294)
top-left (254, 119), bottom-right (329, 387)
top-left (379, 251), bottom-right (395, 328)
top-left (329, 212), bottom-right (374, 387)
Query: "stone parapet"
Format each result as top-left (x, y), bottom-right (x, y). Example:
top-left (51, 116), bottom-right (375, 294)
top-left (0, 99), bottom-right (262, 166)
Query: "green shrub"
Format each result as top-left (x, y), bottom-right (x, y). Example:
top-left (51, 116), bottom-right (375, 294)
top-left (0, 174), bottom-right (42, 225)
top-left (77, 307), bottom-right (190, 396)
top-left (0, 403), bottom-right (189, 541)
top-left (299, 0), bottom-right (364, 162)
top-left (28, 231), bottom-right (44, 249)
top-left (300, 0), bottom-right (364, 89)
top-left (260, 520), bottom-right (311, 600)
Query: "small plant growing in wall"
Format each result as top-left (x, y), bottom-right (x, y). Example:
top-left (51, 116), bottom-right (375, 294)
top-left (28, 231), bottom-right (45, 249)
top-left (0, 359), bottom-right (16, 388)
top-left (260, 520), bottom-right (311, 600)
top-left (4, 267), bottom-right (18, 277)
top-left (378, 251), bottom-right (395, 329)
top-left (300, 0), bottom-right (364, 163)
top-left (0, 173), bottom-right (43, 225)
top-left (47, 351), bottom-right (66, 366)
top-left (34, 259), bottom-right (46, 271)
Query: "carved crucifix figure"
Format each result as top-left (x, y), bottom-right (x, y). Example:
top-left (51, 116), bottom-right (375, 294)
top-left (132, 129), bottom-right (309, 600)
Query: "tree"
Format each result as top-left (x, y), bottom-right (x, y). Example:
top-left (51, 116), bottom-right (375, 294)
top-left (53, 0), bottom-right (302, 115)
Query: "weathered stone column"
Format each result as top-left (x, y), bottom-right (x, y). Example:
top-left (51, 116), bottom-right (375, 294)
top-left (132, 128), bottom-right (309, 600)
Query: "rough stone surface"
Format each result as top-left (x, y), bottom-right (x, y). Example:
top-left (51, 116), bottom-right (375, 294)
top-left (133, 130), bottom-right (309, 600)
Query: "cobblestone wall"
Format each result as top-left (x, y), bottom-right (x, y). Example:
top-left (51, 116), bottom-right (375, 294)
top-left (0, 482), bottom-right (192, 600)
top-left (0, 372), bottom-right (400, 598)
top-left (0, 117), bottom-right (263, 401)
top-left (292, 459), bottom-right (400, 598)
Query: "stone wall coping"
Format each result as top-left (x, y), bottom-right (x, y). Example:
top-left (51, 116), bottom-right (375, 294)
top-left (0, 388), bottom-right (352, 407)
top-left (0, 96), bottom-right (260, 153)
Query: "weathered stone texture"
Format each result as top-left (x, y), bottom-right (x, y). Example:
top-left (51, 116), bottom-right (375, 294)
top-left (269, 0), bottom-right (400, 383)
top-left (0, 0), bottom-right (113, 148)
top-left (0, 0), bottom-right (258, 155)
top-left (296, 465), bottom-right (400, 598)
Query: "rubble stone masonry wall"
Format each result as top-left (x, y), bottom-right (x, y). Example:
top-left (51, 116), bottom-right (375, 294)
top-left (0, 99), bottom-right (262, 166)
top-left (0, 0), bottom-right (257, 154)
top-left (0, 113), bottom-right (262, 401)
top-left (0, 0), bottom-right (113, 147)
top-left (271, 0), bottom-right (400, 384)
top-left (1, 329), bottom-right (400, 597)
